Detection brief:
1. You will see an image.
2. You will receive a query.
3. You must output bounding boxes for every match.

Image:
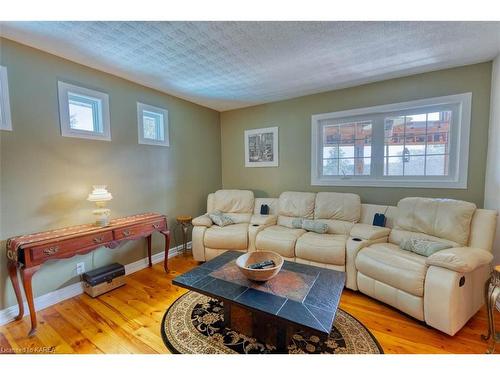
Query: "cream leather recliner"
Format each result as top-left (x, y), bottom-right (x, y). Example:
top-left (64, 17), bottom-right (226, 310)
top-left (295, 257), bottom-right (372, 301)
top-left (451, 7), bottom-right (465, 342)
top-left (192, 190), bottom-right (279, 261)
top-left (192, 189), bottom-right (255, 261)
top-left (355, 197), bottom-right (497, 335)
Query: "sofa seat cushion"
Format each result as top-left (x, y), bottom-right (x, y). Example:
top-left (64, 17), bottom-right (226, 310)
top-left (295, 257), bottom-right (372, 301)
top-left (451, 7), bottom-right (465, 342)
top-left (255, 225), bottom-right (306, 258)
top-left (295, 232), bottom-right (346, 266)
top-left (204, 223), bottom-right (249, 250)
top-left (355, 243), bottom-right (428, 297)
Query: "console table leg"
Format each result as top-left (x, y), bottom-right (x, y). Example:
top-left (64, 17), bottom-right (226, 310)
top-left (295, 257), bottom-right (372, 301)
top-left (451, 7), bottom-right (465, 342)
top-left (20, 266), bottom-right (40, 337)
top-left (7, 261), bottom-right (24, 320)
top-left (162, 230), bottom-right (171, 272)
top-left (146, 235), bottom-right (152, 267)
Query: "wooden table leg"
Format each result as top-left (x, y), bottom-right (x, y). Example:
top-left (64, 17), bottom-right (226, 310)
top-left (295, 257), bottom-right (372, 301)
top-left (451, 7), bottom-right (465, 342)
top-left (162, 230), bottom-right (171, 272)
top-left (7, 260), bottom-right (24, 320)
top-left (20, 265), bottom-right (40, 337)
top-left (146, 235), bottom-right (152, 267)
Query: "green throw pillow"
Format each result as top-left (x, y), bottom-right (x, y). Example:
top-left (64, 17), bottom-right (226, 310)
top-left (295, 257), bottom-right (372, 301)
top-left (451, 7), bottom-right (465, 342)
top-left (302, 219), bottom-right (328, 234)
top-left (208, 210), bottom-right (234, 227)
top-left (400, 238), bottom-right (452, 257)
top-left (292, 218), bottom-right (304, 229)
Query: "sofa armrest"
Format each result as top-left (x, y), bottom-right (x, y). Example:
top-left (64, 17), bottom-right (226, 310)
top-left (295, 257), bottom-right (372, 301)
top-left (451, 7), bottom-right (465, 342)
top-left (250, 214), bottom-right (277, 226)
top-left (192, 214), bottom-right (212, 228)
top-left (426, 247), bottom-right (493, 273)
top-left (350, 223), bottom-right (391, 240)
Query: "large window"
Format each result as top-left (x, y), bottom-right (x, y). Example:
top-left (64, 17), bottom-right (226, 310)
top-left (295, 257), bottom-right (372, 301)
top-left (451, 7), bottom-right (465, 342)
top-left (0, 65), bottom-right (12, 131)
top-left (311, 93), bottom-right (471, 188)
top-left (58, 81), bottom-right (111, 141)
top-left (137, 102), bottom-right (169, 146)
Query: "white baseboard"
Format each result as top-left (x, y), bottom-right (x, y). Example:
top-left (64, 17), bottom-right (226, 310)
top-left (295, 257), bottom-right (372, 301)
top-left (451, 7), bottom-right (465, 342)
top-left (0, 241), bottom-right (191, 327)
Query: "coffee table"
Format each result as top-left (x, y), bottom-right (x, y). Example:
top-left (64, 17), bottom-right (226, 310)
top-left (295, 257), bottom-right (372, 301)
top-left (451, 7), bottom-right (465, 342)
top-left (173, 251), bottom-right (345, 352)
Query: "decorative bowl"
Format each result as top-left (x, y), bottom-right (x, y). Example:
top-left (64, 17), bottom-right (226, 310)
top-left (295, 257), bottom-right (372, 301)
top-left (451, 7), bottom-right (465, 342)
top-left (236, 251), bottom-right (284, 282)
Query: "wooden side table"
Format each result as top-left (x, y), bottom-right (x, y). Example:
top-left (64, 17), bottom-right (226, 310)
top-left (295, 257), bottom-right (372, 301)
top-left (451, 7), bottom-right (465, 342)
top-left (176, 215), bottom-right (192, 253)
top-left (482, 265), bottom-right (500, 353)
top-left (6, 212), bottom-right (170, 337)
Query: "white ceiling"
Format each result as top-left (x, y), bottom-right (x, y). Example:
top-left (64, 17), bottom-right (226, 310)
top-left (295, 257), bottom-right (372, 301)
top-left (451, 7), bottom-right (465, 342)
top-left (1, 21), bottom-right (499, 111)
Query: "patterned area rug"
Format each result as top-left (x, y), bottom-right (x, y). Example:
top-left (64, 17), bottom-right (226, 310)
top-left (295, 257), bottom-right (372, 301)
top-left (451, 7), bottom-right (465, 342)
top-left (161, 291), bottom-right (383, 354)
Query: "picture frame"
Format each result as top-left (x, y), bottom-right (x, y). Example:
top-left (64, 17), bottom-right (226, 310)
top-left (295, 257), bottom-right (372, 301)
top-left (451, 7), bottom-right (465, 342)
top-left (244, 126), bottom-right (279, 167)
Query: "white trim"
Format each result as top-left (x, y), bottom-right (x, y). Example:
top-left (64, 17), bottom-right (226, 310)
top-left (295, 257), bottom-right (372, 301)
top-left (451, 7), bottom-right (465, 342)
top-left (137, 102), bottom-right (170, 147)
top-left (0, 242), bottom-right (190, 326)
top-left (57, 81), bottom-right (111, 141)
top-left (311, 93), bottom-right (472, 189)
top-left (244, 126), bottom-right (279, 167)
top-left (0, 65), bottom-right (13, 131)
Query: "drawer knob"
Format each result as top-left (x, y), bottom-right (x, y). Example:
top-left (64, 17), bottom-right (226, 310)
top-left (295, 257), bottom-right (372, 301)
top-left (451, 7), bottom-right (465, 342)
top-left (93, 236), bottom-right (105, 244)
top-left (152, 223), bottom-right (160, 229)
top-left (43, 246), bottom-right (59, 256)
top-left (123, 230), bottom-right (132, 236)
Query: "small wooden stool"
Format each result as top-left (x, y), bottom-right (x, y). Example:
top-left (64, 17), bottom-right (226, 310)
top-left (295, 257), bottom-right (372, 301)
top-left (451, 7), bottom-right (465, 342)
top-left (482, 265), bottom-right (500, 353)
top-left (176, 215), bottom-right (193, 253)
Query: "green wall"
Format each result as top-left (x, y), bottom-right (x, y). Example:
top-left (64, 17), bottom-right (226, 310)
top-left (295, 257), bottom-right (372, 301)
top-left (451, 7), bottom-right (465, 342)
top-left (0, 38), bottom-right (222, 310)
top-left (221, 63), bottom-right (492, 207)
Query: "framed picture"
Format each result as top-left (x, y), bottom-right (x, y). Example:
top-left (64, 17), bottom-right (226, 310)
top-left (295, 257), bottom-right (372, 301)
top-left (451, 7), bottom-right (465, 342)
top-left (244, 126), bottom-right (279, 167)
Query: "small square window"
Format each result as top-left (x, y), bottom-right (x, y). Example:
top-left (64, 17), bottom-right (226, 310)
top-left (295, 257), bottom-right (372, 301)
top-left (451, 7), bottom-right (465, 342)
top-left (58, 81), bottom-right (111, 141)
top-left (0, 65), bottom-right (13, 131)
top-left (137, 102), bottom-right (169, 146)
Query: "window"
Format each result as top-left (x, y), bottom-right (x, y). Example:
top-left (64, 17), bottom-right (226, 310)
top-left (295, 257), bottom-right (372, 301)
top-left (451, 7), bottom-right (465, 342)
top-left (311, 93), bottom-right (471, 188)
top-left (0, 65), bottom-right (12, 131)
top-left (57, 81), bottom-right (111, 141)
top-left (137, 102), bottom-right (169, 146)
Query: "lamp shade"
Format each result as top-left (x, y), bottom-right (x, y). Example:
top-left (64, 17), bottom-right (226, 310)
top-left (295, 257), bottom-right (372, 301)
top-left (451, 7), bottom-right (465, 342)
top-left (87, 185), bottom-right (113, 202)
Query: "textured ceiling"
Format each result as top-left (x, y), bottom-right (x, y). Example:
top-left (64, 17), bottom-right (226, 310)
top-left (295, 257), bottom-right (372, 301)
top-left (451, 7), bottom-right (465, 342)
top-left (1, 21), bottom-right (499, 111)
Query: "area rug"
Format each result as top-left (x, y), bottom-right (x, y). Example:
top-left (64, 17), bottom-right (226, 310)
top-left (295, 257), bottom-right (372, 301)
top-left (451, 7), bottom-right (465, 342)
top-left (161, 291), bottom-right (383, 354)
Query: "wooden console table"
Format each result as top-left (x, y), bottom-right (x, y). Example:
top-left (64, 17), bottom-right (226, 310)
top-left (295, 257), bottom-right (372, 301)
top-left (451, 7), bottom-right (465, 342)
top-left (6, 212), bottom-right (170, 337)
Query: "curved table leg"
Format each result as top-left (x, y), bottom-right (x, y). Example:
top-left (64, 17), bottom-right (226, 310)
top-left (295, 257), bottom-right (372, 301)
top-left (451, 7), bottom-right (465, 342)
top-left (486, 287), bottom-right (500, 354)
top-left (482, 276), bottom-right (493, 341)
top-left (20, 265), bottom-right (40, 337)
top-left (7, 260), bottom-right (24, 320)
top-left (162, 230), bottom-right (171, 272)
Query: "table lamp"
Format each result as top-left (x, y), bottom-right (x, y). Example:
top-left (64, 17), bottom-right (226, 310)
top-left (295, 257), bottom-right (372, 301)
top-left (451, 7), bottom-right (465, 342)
top-left (87, 185), bottom-right (112, 227)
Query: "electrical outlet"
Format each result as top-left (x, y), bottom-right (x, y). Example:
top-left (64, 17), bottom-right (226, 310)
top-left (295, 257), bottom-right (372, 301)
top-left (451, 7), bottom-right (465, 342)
top-left (76, 262), bottom-right (85, 275)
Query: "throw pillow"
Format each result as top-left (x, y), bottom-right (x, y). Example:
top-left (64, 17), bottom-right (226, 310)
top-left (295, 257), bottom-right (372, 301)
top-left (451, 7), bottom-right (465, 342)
top-left (302, 219), bottom-right (328, 234)
top-left (292, 218), bottom-right (304, 229)
top-left (400, 238), bottom-right (452, 257)
top-left (208, 210), bottom-right (234, 227)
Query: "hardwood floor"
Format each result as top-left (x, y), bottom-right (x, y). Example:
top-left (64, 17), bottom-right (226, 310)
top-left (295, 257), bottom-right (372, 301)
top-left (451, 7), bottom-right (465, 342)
top-left (0, 252), bottom-right (498, 354)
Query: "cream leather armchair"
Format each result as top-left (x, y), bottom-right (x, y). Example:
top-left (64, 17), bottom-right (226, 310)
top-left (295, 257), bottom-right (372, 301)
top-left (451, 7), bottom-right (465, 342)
top-left (192, 189), bottom-right (255, 261)
top-left (355, 197), bottom-right (497, 335)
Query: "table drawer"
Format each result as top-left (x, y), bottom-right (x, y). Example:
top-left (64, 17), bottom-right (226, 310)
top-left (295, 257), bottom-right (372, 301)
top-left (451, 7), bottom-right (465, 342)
top-left (30, 231), bottom-right (113, 261)
top-left (114, 220), bottom-right (166, 240)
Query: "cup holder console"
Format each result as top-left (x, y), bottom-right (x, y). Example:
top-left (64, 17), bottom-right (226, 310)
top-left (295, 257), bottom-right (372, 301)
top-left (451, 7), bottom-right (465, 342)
top-left (352, 237), bottom-right (362, 242)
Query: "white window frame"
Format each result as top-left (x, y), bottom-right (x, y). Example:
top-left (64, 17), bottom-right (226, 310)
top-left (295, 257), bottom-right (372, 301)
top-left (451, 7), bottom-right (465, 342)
top-left (0, 65), bottom-right (13, 131)
top-left (311, 93), bottom-right (472, 189)
top-left (137, 102), bottom-right (169, 147)
top-left (57, 81), bottom-right (111, 141)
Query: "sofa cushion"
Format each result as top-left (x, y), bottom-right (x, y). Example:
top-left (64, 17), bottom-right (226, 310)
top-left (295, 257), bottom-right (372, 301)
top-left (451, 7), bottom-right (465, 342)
top-left (355, 243), bottom-right (428, 297)
top-left (393, 197), bottom-right (476, 246)
top-left (255, 225), bottom-right (306, 258)
top-left (295, 232), bottom-right (346, 265)
top-left (314, 192), bottom-right (361, 222)
top-left (213, 190), bottom-right (255, 214)
top-left (204, 223), bottom-right (249, 250)
top-left (278, 191), bottom-right (316, 218)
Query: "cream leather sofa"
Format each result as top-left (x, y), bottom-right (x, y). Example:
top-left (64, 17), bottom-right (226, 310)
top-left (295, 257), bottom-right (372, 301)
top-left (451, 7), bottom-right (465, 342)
top-left (192, 190), bottom-right (497, 336)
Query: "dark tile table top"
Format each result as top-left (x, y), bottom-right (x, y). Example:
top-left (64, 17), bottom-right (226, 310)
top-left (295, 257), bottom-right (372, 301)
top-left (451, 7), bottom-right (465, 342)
top-left (173, 251), bottom-right (345, 334)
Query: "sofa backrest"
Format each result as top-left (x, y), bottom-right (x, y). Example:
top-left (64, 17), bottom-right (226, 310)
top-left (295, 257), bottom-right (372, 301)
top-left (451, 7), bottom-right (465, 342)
top-left (207, 190), bottom-right (255, 223)
top-left (314, 192), bottom-right (361, 234)
top-left (389, 197), bottom-right (476, 247)
top-left (253, 198), bottom-right (279, 215)
top-left (277, 191), bottom-right (316, 228)
top-left (360, 203), bottom-right (397, 228)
